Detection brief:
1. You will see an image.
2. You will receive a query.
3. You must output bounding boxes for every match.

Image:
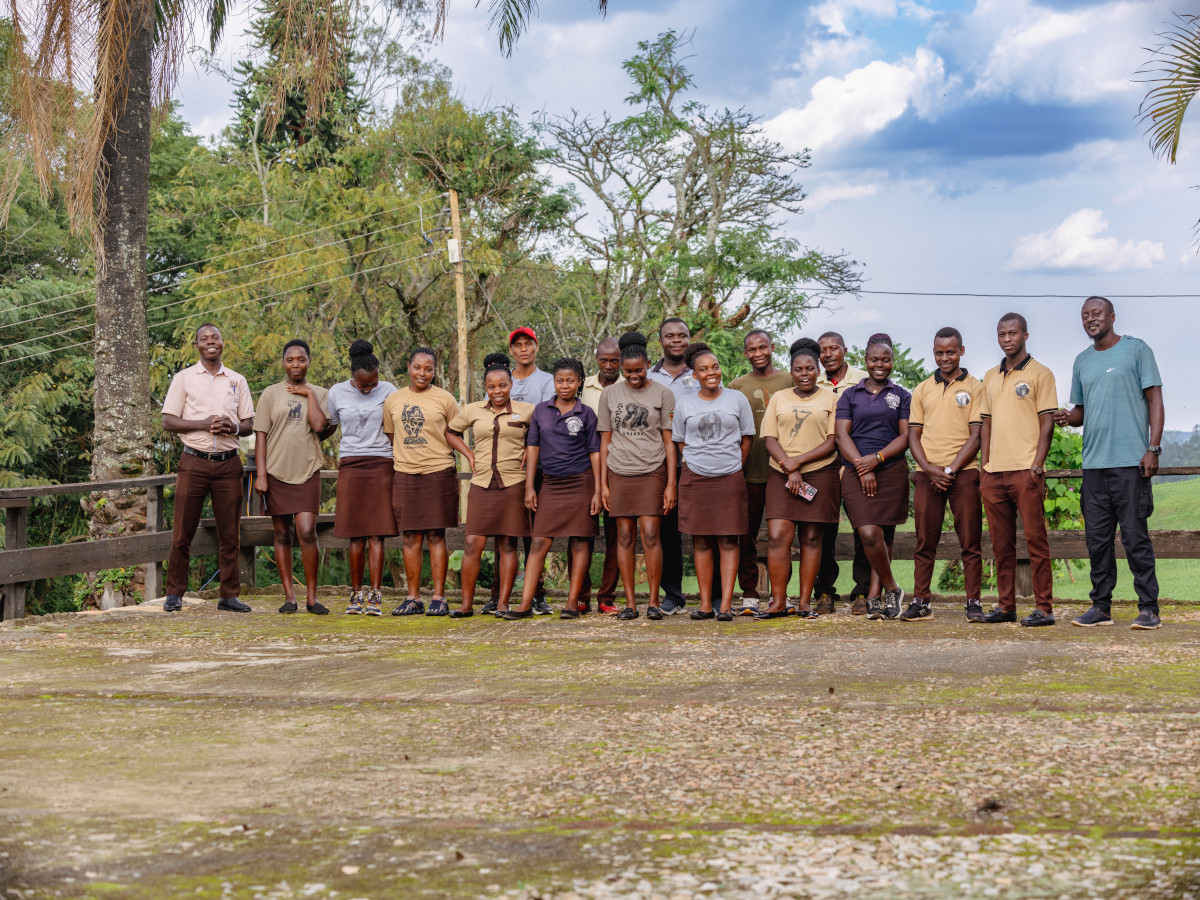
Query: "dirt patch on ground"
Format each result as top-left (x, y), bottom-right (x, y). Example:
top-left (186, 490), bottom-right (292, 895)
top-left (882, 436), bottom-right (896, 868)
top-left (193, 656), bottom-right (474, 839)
top-left (1, 600), bottom-right (1198, 898)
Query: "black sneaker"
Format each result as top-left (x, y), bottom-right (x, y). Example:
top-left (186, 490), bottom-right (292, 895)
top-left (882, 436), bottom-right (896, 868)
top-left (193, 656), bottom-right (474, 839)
top-left (964, 598), bottom-right (984, 623)
top-left (617, 607), bottom-right (639, 620)
top-left (865, 597), bottom-right (884, 620)
top-left (1020, 609), bottom-right (1056, 627)
top-left (481, 599), bottom-right (499, 616)
top-left (1130, 609), bottom-right (1162, 630)
top-left (882, 587), bottom-right (904, 619)
top-left (646, 605), bottom-right (664, 621)
top-left (532, 597), bottom-right (553, 616)
top-left (163, 595), bottom-right (183, 612)
top-left (392, 598), bottom-right (424, 616)
top-left (899, 600), bottom-right (931, 622)
top-left (306, 601), bottom-right (329, 615)
top-left (980, 607), bottom-right (1017, 624)
top-left (1071, 606), bottom-right (1114, 627)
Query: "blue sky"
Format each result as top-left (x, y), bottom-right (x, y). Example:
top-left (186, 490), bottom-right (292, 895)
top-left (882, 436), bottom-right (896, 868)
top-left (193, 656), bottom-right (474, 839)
top-left (176, 0), bottom-right (1200, 428)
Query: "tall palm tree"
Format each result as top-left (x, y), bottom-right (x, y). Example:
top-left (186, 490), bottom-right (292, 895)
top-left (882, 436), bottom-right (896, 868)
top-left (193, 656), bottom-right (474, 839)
top-left (1, 0), bottom-right (347, 544)
top-left (1138, 13), bottom-right (1200, 165)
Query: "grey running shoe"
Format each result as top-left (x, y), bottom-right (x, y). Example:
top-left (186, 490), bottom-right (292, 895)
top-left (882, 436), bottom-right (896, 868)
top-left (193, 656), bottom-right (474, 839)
top-left (481, 599), bottom-right (499, 616)
top-left (965, 598), bottom-right (985, 623)
top-left (345, 590), bottom-right (364, 615)
top-left (1130, 609), bottom-right (1162, 630)
top-left (882, 587), bottom-right (905, 619)
top-left (1071, 605), bottom-right (1114, 627)
top-left (865, 596), bottom-right (884, 620)
top-left (532, 597), bottom-right (553, 616)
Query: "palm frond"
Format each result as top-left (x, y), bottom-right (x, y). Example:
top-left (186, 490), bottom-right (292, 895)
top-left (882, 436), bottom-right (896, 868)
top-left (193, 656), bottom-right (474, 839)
top-left (486, 0), bottom-right (536, 58)
top-left (206, 0), bottom-right (232, 50)
top-left (1137, 13), bottom-right (1200, 164)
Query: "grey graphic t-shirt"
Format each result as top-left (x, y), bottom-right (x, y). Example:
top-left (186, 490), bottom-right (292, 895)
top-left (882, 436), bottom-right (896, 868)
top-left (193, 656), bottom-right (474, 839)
top-left (596, 380), bottom-right (677, 476)
top-left (510, 367), bottom-right (555, 404)
top-left (673, 388), bottom-right (756, 477)
top-left (328, 379), bottom-right (397, 459)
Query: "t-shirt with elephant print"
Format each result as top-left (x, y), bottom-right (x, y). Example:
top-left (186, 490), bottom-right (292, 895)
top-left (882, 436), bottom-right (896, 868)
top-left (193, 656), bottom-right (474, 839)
top-left (673, 388), bottom-right (756, 478)
top-left (596, 380), bottom-right (676, 476)
top-left (255, 381), bottom-right (330, 484)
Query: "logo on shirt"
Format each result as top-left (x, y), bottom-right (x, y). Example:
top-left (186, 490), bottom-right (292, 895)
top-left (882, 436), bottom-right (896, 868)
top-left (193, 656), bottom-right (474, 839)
top-left (1015, 382), bottom-right (1030, 398)
top-left (1106, 368), bottom-right (1116, 374)
top-left (885, 393), bottom-right (901, 410)
top-left (286, 399), bottom-right (304, 421)
top-left (613, 402), bottom-right (650, 433)
top-left (565, 416), bottom-right (583, 435)
top-left (681, 374), bottom-right (697, 390)
top-left (401, 403), bottom-right (427, 445)
top-left (788, 408), bottom-right (812, 439)
top-left (696, 412), bottom-right (722, 443)
top-left (955, 391), bottom-right (971, 407)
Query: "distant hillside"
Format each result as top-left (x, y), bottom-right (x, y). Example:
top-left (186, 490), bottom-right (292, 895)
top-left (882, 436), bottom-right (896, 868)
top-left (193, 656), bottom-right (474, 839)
top-left (1148, 477), bottom-right (1200, 529)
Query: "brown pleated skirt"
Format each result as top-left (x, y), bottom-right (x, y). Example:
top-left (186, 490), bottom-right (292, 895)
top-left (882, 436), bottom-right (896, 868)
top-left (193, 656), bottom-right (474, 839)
top-left (842, 462), bottom-right (910, 528)
top-left (265, 471), bottom-right (321, 517)
top-left (765, 463), bottom-right (842, 524)
top-left (393, 466), bottom-right (459, 532)
top-left (466, 481), bottom-right (532, 537)
top-left (334, 456), bottom-right (397, 538)
top-left (606, 463), bottom-right (669, 518)
top-left (533, 470), bottom-right (599, 538)
top-left (678, 467), bottom-right (748, 536)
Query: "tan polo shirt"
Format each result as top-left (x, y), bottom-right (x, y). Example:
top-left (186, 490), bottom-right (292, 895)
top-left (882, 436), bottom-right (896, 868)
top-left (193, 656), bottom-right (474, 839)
top-left (909, 370), bottom-right (984, 470)
top-left (581, 372), bottom-right (622, 413)
top-left (817, 364), bottom-right (868, 395)
top-left (448, 400), bottom-right (535, 488)
top-left (162, 362), bottom-right (255, 453)
top-left (760, 388), bottom-right (839, 474)
top-left (255, 381), bottom-right (330, 484)
top-left (381, 384), bottom-right (460, 475)
top-left (980, 355), bottom-right (1058, 473)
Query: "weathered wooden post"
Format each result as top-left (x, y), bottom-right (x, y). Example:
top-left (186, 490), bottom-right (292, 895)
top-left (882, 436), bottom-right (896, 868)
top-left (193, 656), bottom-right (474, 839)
top-left (1, 499), bottom-right (30, 620)
top-left (143, 484), bottom-right (164, 602)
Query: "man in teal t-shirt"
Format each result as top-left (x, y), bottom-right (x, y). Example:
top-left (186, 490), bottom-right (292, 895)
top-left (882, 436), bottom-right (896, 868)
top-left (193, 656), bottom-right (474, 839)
top-left (1054, 296), bottom-right (1165, 630)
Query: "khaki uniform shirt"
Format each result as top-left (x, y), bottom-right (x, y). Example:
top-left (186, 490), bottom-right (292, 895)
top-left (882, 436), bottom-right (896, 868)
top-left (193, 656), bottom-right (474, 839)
top-left (162, 362), bottom-right (255, 453)
top-left (582, 373), bottom-right (621, 413)
top-left (761, 388), bottom-right (839, 475)
top-left (817, 364), bottom-right (868, 396)
top-left (448, 400), bottom-right (535, 489)
top-left (980, 355), bottom-right (1058, 473)
top-left (381, 385), bottom-right (460, 475)
top-left (909, 370), bottom-right (984, 470)
top-left (255, 382), bottom-right (330, 484)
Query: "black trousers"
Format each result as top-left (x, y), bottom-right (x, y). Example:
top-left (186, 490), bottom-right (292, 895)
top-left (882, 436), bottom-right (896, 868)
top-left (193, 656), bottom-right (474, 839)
top-left (1082, 467), bottom-right (1159, 611)
top-left (660, 503), bottom-right (687, 605)
top-left (814, 524), bottom-right (871, 599)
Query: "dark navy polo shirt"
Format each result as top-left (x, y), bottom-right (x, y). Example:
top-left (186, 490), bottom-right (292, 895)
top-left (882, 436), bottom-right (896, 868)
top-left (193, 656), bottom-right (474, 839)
top-left (527, 399), bottom-right (601, 477)
top-left (835, 379), bottom-right (911, 469)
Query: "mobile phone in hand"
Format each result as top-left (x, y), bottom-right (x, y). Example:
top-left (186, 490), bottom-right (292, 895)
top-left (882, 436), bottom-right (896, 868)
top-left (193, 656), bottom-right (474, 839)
top-left (800, 483), bottom-right (818, 502)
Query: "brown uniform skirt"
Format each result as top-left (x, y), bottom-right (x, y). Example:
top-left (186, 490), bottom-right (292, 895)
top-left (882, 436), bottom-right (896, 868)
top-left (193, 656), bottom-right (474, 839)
top-left (764, 463), bottom-right (841, 524)
top-left (842, 462), bottom-right (910, 528)
top-left (265, 472), bottom-right (320, 517)
top-left (607, 463), bottom-right (668, 518)
top-left (334, 456), bottom-right (397, 538)
top-left (466, 481), bottom-right (532, 537)
top-left (678, 467), bottom-right (748, 536)
top-left (534, 470), bottom-right (599, 538)
top-left (393, 466), bottom-right (459, 532)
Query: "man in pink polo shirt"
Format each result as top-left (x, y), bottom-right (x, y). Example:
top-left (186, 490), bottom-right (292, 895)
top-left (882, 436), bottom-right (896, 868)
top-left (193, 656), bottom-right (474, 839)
top-left (161, 323), bottom-right (256, 612)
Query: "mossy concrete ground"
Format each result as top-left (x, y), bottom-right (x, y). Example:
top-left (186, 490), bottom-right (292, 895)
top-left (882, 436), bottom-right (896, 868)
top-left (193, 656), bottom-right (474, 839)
top-left (1, 599), bottom-right (1198, 898)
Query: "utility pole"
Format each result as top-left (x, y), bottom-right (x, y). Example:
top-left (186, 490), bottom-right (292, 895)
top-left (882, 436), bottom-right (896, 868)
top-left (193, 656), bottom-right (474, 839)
top-left (448, 189), bottom-right (470, 403)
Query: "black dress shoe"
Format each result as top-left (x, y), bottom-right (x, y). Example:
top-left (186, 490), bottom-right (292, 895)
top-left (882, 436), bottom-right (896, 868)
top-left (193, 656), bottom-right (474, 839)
top-left (1020, 609), bottom-right (1055, 627)
top-left (162, 595), bottom-right (183, 612)
top-left (217, 597), bottom-right (252, 612)
top-left (980, 608), bottom-right (1017, 624)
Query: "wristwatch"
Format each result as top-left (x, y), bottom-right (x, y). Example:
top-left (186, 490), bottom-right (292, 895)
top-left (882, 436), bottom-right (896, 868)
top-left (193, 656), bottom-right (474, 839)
top-left (943, 466), bottom-right (955, 477)
top-left (1031, 465), bottom-right (1044, 476)
top-left (1149, 445), bottom-right (1162, 456)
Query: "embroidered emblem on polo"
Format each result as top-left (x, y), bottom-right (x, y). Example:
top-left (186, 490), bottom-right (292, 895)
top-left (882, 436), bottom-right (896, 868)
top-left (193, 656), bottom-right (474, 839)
top-left (885, 393), bottom-right (900, 410)
top-left (566, 416), bottom-right (583, 435)
top-left (1015, 383), bottom-right (1030, 398)
top-left (681, 375), bottom-right (697, 389)
top-left (955, 391), bottom-right (970, 407)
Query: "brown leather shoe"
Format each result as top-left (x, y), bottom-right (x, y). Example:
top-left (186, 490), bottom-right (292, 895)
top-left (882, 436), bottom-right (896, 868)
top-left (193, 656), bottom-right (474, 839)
top-left (849, 594), bottom-right (869, 616)
top-left (813, 593), bottom-right (835, 615)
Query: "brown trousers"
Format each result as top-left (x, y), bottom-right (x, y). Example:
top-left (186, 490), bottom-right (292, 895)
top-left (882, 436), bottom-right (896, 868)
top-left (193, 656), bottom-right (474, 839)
top-left (980, 469), bottom-right (1053, 612)
top-left (580, 512), bottom-right (620, 602)
top-left (913, 470), bottom-right (983, 600)
top-left (167, 452), bottom-right (244, 599)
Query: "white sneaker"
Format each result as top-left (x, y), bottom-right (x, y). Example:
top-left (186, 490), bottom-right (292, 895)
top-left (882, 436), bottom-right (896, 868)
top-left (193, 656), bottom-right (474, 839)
top-left (737, 597), bottom-right (760, 616)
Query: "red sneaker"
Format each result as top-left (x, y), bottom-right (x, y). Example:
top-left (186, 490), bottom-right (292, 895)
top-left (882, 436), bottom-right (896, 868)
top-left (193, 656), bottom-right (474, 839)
top-left (598, 601), bottom-right (619, 615)
top-left (577, 599), bottom-right (591, 614)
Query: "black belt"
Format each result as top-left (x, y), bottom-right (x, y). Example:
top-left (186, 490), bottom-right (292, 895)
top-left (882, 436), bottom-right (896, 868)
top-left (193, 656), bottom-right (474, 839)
top-left (183, 446), bottom-right (240, 462)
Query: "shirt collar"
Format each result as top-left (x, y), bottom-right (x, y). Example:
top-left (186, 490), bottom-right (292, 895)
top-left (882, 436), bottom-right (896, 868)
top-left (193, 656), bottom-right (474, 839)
top-left (539, 397), bottom-right (584, 416)
top-left (934, 368), bottom-right (969, 385)
top-left (194, 361), bottom-right (227, 376)
top-left (477, 398), bottom-right (514, 415)
top-left (998, 354), bottom-right (1032, 374)
top-left (850, 378), bottom-right (896, 394)
top-left (650, 359), bottom-right (691, 381)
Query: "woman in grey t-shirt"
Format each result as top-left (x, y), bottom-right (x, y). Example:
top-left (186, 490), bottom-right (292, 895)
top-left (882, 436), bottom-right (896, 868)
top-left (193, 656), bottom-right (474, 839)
top-left (673, 342), bottom-right (755, 621)
top-left (327, 340), bottom-right (397, 616)
top-left (597, 332), bottom-right (677, 621)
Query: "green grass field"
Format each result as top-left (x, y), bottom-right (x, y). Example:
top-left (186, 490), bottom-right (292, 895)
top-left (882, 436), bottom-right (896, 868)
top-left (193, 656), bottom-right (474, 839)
top-left (682, 476), bottom-right (1200, 604)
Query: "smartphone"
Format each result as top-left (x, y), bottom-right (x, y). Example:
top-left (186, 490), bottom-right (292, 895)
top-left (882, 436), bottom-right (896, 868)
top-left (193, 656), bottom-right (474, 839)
top-left (800, 483), bottom-right (818, 502)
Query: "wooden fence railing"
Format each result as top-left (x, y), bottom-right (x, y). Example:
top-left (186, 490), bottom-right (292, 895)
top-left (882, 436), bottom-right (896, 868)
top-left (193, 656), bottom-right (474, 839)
top-left (3, 467), bottom-right (1200, 620)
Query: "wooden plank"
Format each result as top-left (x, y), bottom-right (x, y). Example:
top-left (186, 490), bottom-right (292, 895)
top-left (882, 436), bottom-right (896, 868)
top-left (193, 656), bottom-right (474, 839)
top-left (0, 473), bottom-right (176, 501)
top-left (2, 506), bottom-right (28, 620)
top-left (0, 498), bottom-right (32, 509)
top-left (0, 526), bottom-right (218, 584)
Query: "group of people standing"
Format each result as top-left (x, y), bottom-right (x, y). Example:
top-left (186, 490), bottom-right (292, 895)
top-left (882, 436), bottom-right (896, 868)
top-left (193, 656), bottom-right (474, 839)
top-left (160, 295), bottom-right (1166, 630)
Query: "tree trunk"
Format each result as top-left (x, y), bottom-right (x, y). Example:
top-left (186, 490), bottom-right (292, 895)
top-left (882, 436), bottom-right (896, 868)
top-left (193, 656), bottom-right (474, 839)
top-left (84, 0), bottom-right (157, 593)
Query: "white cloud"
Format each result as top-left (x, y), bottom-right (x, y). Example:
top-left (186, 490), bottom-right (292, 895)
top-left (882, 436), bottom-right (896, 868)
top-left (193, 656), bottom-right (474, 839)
top-left (805, 181), bottom-right (880, 212)
top-left (765, 47), bottom-right (952, 152)
top-left (812, 0), bottom-right (934, 36)
top-left (1008, 209), bottom-right (1165, 272)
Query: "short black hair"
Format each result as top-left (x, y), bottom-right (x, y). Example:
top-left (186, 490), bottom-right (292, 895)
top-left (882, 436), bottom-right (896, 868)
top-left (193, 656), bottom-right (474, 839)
top-left (817, 331), bottom-right (845, 347)
top-left (866, 332), bottom-right (893, 351)
top-left (551, 357), bottom-right (585, 382)
top-left (348, 339), bottom-right (378, 375)
top-left (934, 326), bottom-right (962, 345)
top-left (658, 317), bottom-right (689, 338)
top-left (194, 322), bottom-right (220, 339)
top-left (998, 312), bottom-right (1028, 332)
top-left (743, 329), bottom-right (772, 348)
top-left (282, 338), bottom-right (310, 358)
top-left (409, 346), bottom-right (437, 365)
top-left (1084, 295), bottom-right (1114, 313)
top-left (618, 331), bottom-right (650, 362)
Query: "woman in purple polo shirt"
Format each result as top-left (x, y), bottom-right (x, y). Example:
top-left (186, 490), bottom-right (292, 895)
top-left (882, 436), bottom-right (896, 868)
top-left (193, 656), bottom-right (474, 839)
top-left (835, 333), bottom-right (911, 621)
top-left (502, 358), bottom-right (601, 620)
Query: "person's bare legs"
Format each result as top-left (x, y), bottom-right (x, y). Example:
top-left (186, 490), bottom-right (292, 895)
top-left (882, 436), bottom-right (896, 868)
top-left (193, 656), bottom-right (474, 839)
top-left (367, 536), bottom-right (385, 591)
top-left (693, 534), bottom-right (715, 613)
top-left (427, 529), bottom-right (448, 597)
top-left (294, 511), bottom-right (320, 606)
top-left (401, 531), bottom-right (425, 599)
top-left (765, 519), bottom-right (796, 614)
top-left (348, 538), bottom-right (366, 592)
top-left (458, 534), bottom-right (488, 612)
top-left (495, 536), bottom-right (519, 611)
top-left (616, 517), bottom-right (639, 609)
top-left (271, 515), bottom-right (296, 603)
top-left (858, 524), bottom-right (898, 593)
top-left (795, 523), bottom-right (822, 612)
top-left (717, 535), bottom-right (739, 614)
top-left (566, 537), bottom-right (591, 611)
top-left (514, 536), bottom-right (554, 613)
top-left (639, 516), bottom-right (663, 609)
